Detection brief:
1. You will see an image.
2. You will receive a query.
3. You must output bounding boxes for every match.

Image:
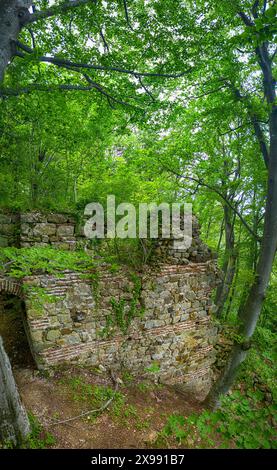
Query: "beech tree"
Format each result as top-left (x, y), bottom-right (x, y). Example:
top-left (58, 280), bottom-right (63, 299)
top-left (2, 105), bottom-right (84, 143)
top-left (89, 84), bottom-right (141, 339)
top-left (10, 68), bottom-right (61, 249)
top-left (0, 0), bottom-right (276, 409)
top-left (0, 0), bottom-right (188, 104)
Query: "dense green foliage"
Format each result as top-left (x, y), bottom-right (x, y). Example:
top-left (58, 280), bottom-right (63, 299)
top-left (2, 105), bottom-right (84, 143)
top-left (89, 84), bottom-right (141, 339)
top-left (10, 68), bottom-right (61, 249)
top-left (0, 0), bottom-right (276, 449)
top-left (0, 246), bottom-right (95, 278)
top-left (159, 326), bottom-right (277, 449)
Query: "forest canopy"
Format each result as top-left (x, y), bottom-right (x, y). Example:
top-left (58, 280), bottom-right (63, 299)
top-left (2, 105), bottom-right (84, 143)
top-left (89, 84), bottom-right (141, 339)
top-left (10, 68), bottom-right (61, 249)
top-left (0, 0), bottom-right (276, 450)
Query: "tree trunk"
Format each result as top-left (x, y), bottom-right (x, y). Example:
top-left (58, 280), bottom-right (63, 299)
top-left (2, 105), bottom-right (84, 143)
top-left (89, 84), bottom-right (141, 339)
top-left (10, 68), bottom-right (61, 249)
top-left (0, 337), bottom-right (30, 446)
top-left (0, 1), bottom-right (32, 83)
top-left (205, 105), bottom-right (277, 409)
top-left (214, 204), bottom-right (236, 318)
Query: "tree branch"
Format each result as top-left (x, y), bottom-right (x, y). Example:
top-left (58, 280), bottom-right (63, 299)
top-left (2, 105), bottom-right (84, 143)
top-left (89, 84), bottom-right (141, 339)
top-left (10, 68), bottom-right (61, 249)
top-left (270, 47), bottom-right (277, 63)
top-left (27, 28), bottom-right (36, 49)
top-left (0, 82), bottom-right (135, 109)
top-left (15, 40), bottom-right (33, 54)
top-left (123, 0), bottom-right (133, 30)
top-left (161, 164), bottom-right (261, 242)
top-left (137, 76), bottom-right (155, 101)
top-left (238, 11), bottom-right (254, 26)
top-left (226, 81), bottom-right (269, 168)
top-left (35, 55), bottom-right (190, 79)
top-left (251, 0), bottom-right (260, 18)
top-left (25, 0), bottom-right (94, 25)
top-left (99, 29), bottom-right (109, 53)
top-left (250, 115), bottom-right (269, 168)
top-left (82, 73), bottom-right (135, 107)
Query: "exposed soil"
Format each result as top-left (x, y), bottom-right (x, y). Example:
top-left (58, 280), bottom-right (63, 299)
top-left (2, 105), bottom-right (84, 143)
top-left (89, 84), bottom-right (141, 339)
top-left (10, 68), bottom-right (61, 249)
top-left (0, 297), bottom-right (203, 449)
top-left (14, 366), bottom-right (203, 449)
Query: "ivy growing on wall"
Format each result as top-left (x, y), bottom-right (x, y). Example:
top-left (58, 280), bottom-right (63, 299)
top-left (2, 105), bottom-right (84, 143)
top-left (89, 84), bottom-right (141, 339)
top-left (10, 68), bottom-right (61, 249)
top-left (102, 273), bottom-right (145, 337)
top-left (22, 286), bottom-right (62, 317)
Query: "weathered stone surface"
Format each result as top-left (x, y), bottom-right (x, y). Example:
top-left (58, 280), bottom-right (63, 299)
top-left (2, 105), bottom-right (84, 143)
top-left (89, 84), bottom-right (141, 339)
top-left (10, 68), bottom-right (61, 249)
top-left (47, 213), bottom-right (69, 224)
top-left (46, 330), bottom-right (61, 341)
top-left (56, 225), bottom-right (75, 237)
top-left (33, 223), bottom-right (57, 237)
top-left (0, 210), bottom-right (221, 400)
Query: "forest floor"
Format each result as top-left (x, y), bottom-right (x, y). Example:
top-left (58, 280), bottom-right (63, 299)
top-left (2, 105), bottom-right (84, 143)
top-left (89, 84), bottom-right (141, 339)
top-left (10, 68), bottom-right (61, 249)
top-left (0, 304), bottom-right (202, 449)
top-left (15, 365), bottom-right (202, 449)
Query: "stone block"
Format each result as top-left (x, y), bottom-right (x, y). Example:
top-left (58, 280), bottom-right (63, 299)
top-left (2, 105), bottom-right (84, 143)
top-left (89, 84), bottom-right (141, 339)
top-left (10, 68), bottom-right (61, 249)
top-left (56, 225), bottom-right (75, 238)
top-left (33, 223), bottom-right (57, 237)
top-left (21, 212), bottom-right (46, 223)
top-left (47, 213), bottom-right (69, 224)
top-left (46, 329), bottom-right (61, 341)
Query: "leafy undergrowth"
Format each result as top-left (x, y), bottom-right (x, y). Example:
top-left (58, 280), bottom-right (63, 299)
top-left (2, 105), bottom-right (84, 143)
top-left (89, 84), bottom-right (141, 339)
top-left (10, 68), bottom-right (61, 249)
top-left (11, 325), bottom-right (276, 449)
top-left (155, 326), bottom-right (277, 449)
top-left (22, 414), bottom-right (56, 449)
top-left (14, 365), bottom-right (201, 449)
top-left (0, 246), bottom-right (96, 278)
top-left (156, 390), bottom-right (276, 449)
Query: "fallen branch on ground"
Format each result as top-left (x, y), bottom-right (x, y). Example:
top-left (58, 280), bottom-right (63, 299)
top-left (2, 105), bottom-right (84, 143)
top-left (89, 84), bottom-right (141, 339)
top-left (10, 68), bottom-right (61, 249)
top-left (48, 372), bottom-right (119, 426)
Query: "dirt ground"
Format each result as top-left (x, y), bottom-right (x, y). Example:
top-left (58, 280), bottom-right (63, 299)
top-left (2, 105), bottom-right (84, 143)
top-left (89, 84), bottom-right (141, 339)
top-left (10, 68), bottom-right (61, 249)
top-left (0, 297), bottom-right (202, 449)
top-left (14, 366), bottom-right (202, 449)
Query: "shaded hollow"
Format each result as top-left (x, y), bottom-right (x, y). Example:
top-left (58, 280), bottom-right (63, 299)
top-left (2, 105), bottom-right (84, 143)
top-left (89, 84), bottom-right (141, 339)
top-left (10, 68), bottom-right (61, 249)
top-left (0, 293), bottom-right (35, 369)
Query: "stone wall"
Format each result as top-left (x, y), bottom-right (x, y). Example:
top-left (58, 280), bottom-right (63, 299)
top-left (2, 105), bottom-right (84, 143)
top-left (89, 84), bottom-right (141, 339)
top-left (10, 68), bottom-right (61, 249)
top-left (0, 212), bottom-right (20, 248)
top-left (20, 212), bottom-right (83, 250)
top-left (0, 210), bottom-right (85, 250)
top-left (22, 261), bottom-right (219, 398)
top-left (152, 215), bottom-right (214, 264)
top-left (0, 210), bottom-right (221, 399)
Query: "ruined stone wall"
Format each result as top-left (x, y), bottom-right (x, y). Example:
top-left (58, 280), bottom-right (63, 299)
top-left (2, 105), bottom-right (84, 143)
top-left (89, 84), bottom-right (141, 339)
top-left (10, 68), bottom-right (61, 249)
top-left (0, 210), bottom-right (221, 399)
top-left (19, 212), bottom-right (83, 250)
top-left (0, 210), bottom-right (85, 250)
top-left (0, 212), bottom-right (20, 248)
top-left (22, 264), bottom-right (219, 399)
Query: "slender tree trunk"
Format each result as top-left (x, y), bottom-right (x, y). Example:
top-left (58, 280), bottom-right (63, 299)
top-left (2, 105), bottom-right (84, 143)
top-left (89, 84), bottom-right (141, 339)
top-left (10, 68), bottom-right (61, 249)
top-left (215, 204), bottom-right (236, 317)
top-left (205, 106), bottom-right (277, 409)
top-left (216, 218), bottom-right (224, 252)
top-left (0, 1), bottom-right (31, 83)
top-left (204, 17), bottom-right (277, 408)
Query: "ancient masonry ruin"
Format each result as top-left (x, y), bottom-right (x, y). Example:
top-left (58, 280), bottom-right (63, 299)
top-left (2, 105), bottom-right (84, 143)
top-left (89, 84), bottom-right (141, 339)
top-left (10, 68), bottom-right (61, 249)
top-left (0, 211), bottom-right (221, 399)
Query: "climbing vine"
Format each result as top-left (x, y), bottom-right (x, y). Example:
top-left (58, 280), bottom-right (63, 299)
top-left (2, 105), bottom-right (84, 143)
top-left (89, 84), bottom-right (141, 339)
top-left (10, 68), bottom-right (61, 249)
top-left (22, 285), bottom-right (62, 316)
top-left (102, 273), bottom-right (145, 337)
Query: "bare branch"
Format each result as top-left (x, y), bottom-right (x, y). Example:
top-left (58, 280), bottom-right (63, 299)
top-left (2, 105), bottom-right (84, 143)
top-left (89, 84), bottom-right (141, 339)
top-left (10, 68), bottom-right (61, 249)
top-left (270, 47), bottom-right (277, 63)
top-left (189, 84), bottom-right (227, 100)
top-left (238, 11), bottom-right (254, 26)
top-left (49, 373), bottom-right (119, 426)
top-left (25, 0), bottom-right (95, 25)
top-left (27, 28), bottom-right (36, 49)
top-left (161, 164), bottom-right (262, 242)
top-left (99, 29), bottom-right (109, 53)
top-left (0, 84), bottom-right (95, 96)
top-left (35, 55), bottom-right (190, 79)
top-left (218, 121), bottom-right (252, 136)
top-left (123, 0), bottom-right (133, 30)
top-left (82, 73), bottom-right (136, 107)
top-left (0, 82), bottom-right (136, 109)
top-left (137, 76), bottom-right (155, 101)
top-left (15, 40), bottom-right (33, 54)
top-left (252, 0), bottom-right (260, 18)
